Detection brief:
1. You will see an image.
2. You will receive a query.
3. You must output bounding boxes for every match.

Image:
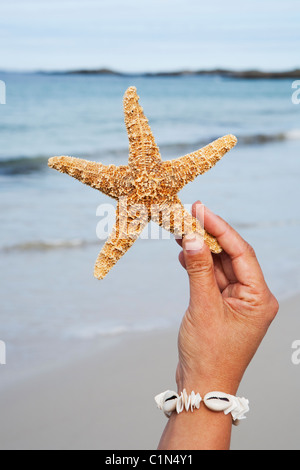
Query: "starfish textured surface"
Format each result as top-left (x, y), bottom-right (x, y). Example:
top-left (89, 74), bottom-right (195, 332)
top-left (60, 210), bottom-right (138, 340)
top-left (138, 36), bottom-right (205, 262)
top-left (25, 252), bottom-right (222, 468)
top-left (48, 87), bottom-right (237, 279)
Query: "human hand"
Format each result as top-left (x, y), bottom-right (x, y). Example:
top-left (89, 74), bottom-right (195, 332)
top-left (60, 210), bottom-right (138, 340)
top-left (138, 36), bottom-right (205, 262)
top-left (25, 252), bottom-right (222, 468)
top-left (176, 202), bottom-right (279, 396)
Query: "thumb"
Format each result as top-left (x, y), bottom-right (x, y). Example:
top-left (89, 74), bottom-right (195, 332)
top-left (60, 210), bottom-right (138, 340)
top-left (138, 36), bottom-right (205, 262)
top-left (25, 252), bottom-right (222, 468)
top-left (183, 233), bottom-right (220, 310)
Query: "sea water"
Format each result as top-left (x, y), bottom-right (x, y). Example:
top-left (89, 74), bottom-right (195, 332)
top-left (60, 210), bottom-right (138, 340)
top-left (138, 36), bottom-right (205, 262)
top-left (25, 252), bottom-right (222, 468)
top-left (0, 72), bottom-right (299, 376)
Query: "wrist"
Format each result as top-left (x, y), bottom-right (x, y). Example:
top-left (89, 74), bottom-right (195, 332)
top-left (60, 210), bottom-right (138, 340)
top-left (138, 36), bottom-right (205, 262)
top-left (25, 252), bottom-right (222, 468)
top-left (158, 403), bottom-right (232, 450)
top-left (176, 374), bottom-right (240, 397)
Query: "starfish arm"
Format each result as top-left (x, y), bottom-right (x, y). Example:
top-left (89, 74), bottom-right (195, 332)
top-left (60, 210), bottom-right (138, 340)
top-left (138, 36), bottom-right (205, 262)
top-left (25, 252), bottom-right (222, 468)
top-left (161, 135), bottom-right (237, 192)
top-left (94, 199), bottom-right (150, 279)
top-left (48, 156), bottom-right (132, 199)
top-left (151, 196), bottom-right (222, 254)
top-left (123, 87), bottom-right (161, 171)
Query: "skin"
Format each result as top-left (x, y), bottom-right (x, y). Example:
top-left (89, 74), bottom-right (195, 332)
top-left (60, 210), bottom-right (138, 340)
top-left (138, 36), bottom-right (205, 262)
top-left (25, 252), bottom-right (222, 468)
top-left (158, 201), bottom-right (279, 450)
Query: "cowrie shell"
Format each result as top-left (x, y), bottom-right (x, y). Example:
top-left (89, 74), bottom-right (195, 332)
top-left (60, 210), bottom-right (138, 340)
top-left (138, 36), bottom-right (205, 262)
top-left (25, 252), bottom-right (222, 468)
top-left (204, 391), bottom-right (232, 412)
top-left (162, 391), bottom-right (179, 416)
top-left (154, 390), bottom-right (176, 408)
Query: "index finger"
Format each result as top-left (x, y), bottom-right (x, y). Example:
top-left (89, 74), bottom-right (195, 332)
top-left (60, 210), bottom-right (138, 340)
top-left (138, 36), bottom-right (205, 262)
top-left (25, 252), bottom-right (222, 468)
top-left (192, 202), bottom-right (266, 288)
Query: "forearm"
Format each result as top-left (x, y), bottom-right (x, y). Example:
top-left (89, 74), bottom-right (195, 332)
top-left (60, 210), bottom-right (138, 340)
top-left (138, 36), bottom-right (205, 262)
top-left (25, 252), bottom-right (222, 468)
top-left (158, 371), bottom-right (240, 450)
top-left (158, 404), bottom-right (232, 450)
top-left (159, 203), bottom-right (279, 450)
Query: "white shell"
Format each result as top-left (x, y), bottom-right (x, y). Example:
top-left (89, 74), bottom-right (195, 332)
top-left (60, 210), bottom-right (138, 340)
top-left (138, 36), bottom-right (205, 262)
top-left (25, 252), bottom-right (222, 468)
top-left (176, 394), bottom-right (184, 413)
top-left (183, 389), bottom-right (191, 411)
top-left (155, 389), bottom-right (202, 417)
top-left (154, 390), bottom-right (179, 417)
top-left (155, 389), bottom-right (248, 423)
top-left (154, 391), bottom-right (166, 410)
top-left (204, 392), bottom-right (249, 423)
top-left (190, 391), bottom-right (202, 411)
top-left (204, 391), bottom-right (232, 412)
top-left (162, 391), bottom-right (179, 417)
top-left (176, 389), bottom-right (201, 413)
top-left (230, 397), bottom-right (250, 422)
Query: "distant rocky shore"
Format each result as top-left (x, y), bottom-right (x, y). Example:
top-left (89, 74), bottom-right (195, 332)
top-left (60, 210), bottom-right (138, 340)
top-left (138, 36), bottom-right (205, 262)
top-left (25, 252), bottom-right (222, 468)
top-left (61, 67), bottom-right (300, 79)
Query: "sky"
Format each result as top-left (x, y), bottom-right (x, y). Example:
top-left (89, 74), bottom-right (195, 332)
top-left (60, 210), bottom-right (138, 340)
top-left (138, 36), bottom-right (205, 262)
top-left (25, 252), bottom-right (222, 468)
top-left (0, 0), bottom-right (299, 72)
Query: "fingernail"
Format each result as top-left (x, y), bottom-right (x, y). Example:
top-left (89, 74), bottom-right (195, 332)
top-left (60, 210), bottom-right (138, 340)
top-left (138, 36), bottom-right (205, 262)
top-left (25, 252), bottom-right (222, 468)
top-left (183, 233), bottom-right (204, 253)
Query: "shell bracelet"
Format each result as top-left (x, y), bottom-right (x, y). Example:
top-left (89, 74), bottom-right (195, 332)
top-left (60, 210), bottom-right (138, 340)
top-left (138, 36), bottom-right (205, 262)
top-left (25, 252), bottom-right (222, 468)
top-left (154, 389), bottom-right (249, 426)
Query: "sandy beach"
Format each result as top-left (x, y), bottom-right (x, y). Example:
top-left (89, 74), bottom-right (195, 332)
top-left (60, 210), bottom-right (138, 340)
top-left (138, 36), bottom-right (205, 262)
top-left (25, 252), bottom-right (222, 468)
top-left (1, 0), bottom-right (300, 453)
top-left (0, 293), bottom-right (299, 450)
top-left (1, 73), bottom-right (300, 451)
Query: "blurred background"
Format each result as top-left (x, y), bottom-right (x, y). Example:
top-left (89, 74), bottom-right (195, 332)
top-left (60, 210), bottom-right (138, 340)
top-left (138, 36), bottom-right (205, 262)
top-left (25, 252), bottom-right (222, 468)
top-left (0, 0), bottom-right (300, 450)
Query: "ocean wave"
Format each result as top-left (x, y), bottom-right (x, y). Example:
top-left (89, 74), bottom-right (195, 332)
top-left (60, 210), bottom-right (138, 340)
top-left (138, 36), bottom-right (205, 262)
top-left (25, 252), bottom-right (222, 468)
top-left (64, 319), bottom-right (171, 340)
top-left (1, 238), bottom-right (101, 253)
top-left (2, 218), bottom-right (300, 254)
top-left (0, 149), bottom-right (128, 176)
top-left (0, 129), bottom-right (299, 176)
top-left (0, 155), bottom-right (49, 175)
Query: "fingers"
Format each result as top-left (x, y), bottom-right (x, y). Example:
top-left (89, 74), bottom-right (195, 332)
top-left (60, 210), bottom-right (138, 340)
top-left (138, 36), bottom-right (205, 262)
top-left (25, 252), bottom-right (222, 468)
top-left (182, 233), bottom-right (221, 311)
top-left (175, 200), bottom-right (202, 248)
top-left (212, 253), bottom-right (232, 292)
top-left (179, 248), bottom-right (230, 293)
top-left (192, 202), bottom-right (265, 288)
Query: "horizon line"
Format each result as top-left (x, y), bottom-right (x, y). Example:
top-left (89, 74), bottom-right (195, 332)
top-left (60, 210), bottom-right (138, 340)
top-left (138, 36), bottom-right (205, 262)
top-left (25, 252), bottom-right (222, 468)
top-left (1, 66), bottom-right (300, 79)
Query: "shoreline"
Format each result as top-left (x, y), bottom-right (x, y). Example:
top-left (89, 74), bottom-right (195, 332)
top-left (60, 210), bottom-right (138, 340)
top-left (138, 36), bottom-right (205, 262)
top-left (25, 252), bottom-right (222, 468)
top-left (1, 67), bottom-right (300, 79)
top-left (64, 68), bottom-right (300, 79)
top-left (0, 291), bottom-right (300, 449)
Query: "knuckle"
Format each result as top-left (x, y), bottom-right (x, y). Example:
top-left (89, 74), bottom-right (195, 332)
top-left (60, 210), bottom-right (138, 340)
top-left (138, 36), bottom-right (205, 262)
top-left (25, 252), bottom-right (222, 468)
top-left (269, 295), bottom-right (279, 319)
top-left (187, 259), bottom-right (214, 278)
top-left (264, 294), bottom-right (279, 324)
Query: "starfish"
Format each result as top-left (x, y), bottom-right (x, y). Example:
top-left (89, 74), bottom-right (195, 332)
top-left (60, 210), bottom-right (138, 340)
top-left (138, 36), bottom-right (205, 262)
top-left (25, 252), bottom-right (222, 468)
top-left (48, 87), bottom-right (237, 279)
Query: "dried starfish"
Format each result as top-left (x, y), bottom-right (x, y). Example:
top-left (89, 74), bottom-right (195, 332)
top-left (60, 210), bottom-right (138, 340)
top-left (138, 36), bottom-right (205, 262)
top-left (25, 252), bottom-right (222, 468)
top-left (48, 87), bottom-right (237, 279)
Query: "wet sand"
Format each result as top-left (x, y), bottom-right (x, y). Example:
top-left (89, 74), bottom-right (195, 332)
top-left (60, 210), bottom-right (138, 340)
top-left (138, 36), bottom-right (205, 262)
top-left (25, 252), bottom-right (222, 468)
top-left (0, 294), bottom-right (299, 450)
